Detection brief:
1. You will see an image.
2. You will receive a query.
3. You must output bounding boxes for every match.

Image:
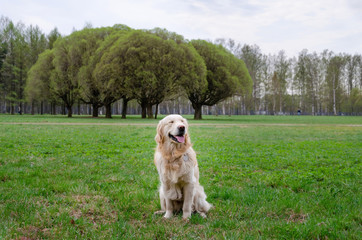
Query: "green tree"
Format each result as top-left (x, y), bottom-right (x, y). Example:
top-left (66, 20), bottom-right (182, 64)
top-left (345, 54), bottom-right (361, 114)
top-left (273, 50), bottom-right (290, 114)
top-left (47, 27), bottom-right (61, 49)
top-left (50, 35), bottom-right (80, 117)
top-left (76, 27), bottom-right (121, 117)
top-left (25, 49), bottom-right (54, 112)
top-left (80, 25), bottom-right (132, 118)
top-left (349, 88), bottom-right (362, 114)
top-left (0, 20), bottom-right (8, 111)
top-left (189, 40), bottom-right (252, 119)
top-left (345, 54), bottom-right (360, 95)
top-left (27, 25), bottom-right (47, 65)
top-left (294, 50), bottom-right (322, 115)
top-left (96, 30), bottom-right (186, 119)
top-left (26, 24), bottom-right (48, 113)
top-left (326, 55), bottom-right (345, 115)
top-left (50, 27), bottom-right (123, 118)
top-left (149, 28), bottom-right (207, 119)
top-left (1, 20), bottom-right (28, 114)
top-left (238, 44), bottom-right (265, 113)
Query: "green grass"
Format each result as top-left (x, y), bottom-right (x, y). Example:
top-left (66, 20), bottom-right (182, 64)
top-left (0, 114), bottom-right (361, 125)
top-left (0, 115), bottom-right (361, 239)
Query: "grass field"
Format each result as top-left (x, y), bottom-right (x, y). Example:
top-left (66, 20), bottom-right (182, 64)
top-left (0, 115), bottom-right (361, 239)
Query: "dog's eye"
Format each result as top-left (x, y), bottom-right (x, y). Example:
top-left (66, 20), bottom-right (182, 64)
top-left (169, 121), bottom-right (174, 124)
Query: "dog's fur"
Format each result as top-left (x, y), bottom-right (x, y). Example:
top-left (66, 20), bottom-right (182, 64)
top-left (154, 114), bottom-right (211, 219)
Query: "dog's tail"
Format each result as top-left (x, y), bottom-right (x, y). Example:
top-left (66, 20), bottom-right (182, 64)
top-left (193, 185), bottom-right (212, 217)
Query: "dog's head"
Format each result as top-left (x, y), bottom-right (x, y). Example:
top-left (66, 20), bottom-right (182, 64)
top-left (155, 114), bottom-right (191, 146)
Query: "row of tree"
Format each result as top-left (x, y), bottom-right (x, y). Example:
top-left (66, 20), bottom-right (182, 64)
top-left (0, 16), bottom-right (61, 115)
top-left (25, 25), bottom-right (251, 119)
top-left (217, 39), bottom-right (362, 116)
top-left (1, 16), bottom-right (362, 118)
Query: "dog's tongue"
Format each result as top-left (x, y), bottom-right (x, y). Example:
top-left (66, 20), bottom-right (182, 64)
top-left (175, 135), bottom-right (185, 143)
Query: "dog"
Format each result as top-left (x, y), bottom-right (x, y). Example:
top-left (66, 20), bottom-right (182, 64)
top-left (154, 114), bottom-right (212, 219)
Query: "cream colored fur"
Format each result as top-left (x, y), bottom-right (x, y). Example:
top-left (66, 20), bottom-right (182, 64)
top-left (154, 114), bottom-right (212, 219)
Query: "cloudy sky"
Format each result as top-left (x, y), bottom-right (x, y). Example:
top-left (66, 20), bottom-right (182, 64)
top-left (2, 0), bottom-right (362, 57)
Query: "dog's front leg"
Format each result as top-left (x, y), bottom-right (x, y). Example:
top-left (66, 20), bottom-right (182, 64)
top-left (162, 183), bottom-right (174, 218)
top-left (182, 182), bottom-right (194, 219)
top-left (164, 197), bottom-right (173, 218)
top-left (162, 184), bottom-right (173, 218)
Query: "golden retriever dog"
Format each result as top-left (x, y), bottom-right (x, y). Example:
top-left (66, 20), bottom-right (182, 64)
top-left (154, 114), bottom-right (212, 219)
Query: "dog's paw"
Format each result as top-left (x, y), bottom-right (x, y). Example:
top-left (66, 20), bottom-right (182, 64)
top-left (182, 217), bottom-right (190, 223)
top-left (164, 211), bottom-right (173, 219)
top-left (182, 211), bottom-right (191, 220)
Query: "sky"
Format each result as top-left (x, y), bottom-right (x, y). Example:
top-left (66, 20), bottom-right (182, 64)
top-left (1, 0), bottom-right (362, 57)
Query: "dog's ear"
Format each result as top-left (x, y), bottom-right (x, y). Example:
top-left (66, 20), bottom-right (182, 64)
top-left (184, 133), bottom-right (191, 146)
top-left (155, 121), bottom-right (164, 144)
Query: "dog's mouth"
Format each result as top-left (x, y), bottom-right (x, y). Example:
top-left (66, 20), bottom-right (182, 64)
top-left (169, 133), bottom-right (185, 143)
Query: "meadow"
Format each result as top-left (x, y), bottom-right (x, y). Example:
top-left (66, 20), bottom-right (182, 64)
top-left (0, 115), bottom-right (361, 239)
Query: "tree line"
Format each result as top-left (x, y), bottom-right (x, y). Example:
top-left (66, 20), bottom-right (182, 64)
top-left (1, 16), bottom-right (361, 119)
top-left (226, 41), bottom-right (362, 116)
top-left (0, 16), bottom-right (252, 119)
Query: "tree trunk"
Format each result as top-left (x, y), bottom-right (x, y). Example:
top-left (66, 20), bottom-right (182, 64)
top-left (141, 102), bottom-right (147, 118)
top-left (10, 102), bottom-right (14, 115)
top-left (67, 106), bottom-right (72, 117)
top-left (147, 104), bottom-right (153, 119)
top-left (41, 101), bottom-right (44, 115)
top-left (272, 95), bottom-right (276, 115)
top-left (52, 102), bottom-right (56, 115)
top-left (105, 103), bottom-right (112, 118)
top-left (193, 103), bottom-right (202, 120)
top-left (333, 74), bottom-right (337, 116)
top-left (333, 88), bottom-right (337, 115)
top-left (122, 98), bottom-right (128, 119)
top-left (31, 101), bottom-right (35, 115)
top-left (155, 103), bottom-right (159, 119)
top-left (92, 104), bottom-right (99, 117)
top-left (24, 103), bottom-right (28, 114)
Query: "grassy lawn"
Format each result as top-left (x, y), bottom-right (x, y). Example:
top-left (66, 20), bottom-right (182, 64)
top-left (0, 115), bottom-right (361, 239)
top-left (1, 114), bottom-right (362, 125)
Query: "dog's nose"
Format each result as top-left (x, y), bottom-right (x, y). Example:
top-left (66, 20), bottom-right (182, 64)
top-left (178, 125), bottom-right (185, 133)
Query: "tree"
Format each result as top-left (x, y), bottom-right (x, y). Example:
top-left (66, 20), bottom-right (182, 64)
top-left (348, 88), bottom-right (362, 114)
top-left (47, 27), bottom-right (61, 49)
top-left (76, 27), bottom-right (126, 118)
top-left (0, 18), bottom-right (9, 112)
top-left (294, 50), bottom-right (322, 115)
top-left (326, 55), bottom-right (345, 115)
top-left (1, 20), bottom-right (28, 114)
top-left (345, 54), bottom-right (361, 114)
top-left (345, 54), bottom-right (360, 95)
top-left (50, 27), bottom-right (123, 118)
top-left (25, 49), bottom-right (54, 112)
top-left (26, 24), bottom-right (47, 113)
top-left (149, 28), bottom-right (207, 119)
top-left (50, 35), bottom-right (80, 117)
top-left (273, 50), bottom-right (291, 114)
top-left (271, 71), bottom-right (279, 114)
top-left (92, 28), bottom-right (137, 119)
top-left (96, 30), bottom-right (186, 119)
top-left (237, 44), bottom-right (265, 113)
top-left (189, 40), bottom-right (252, 119)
